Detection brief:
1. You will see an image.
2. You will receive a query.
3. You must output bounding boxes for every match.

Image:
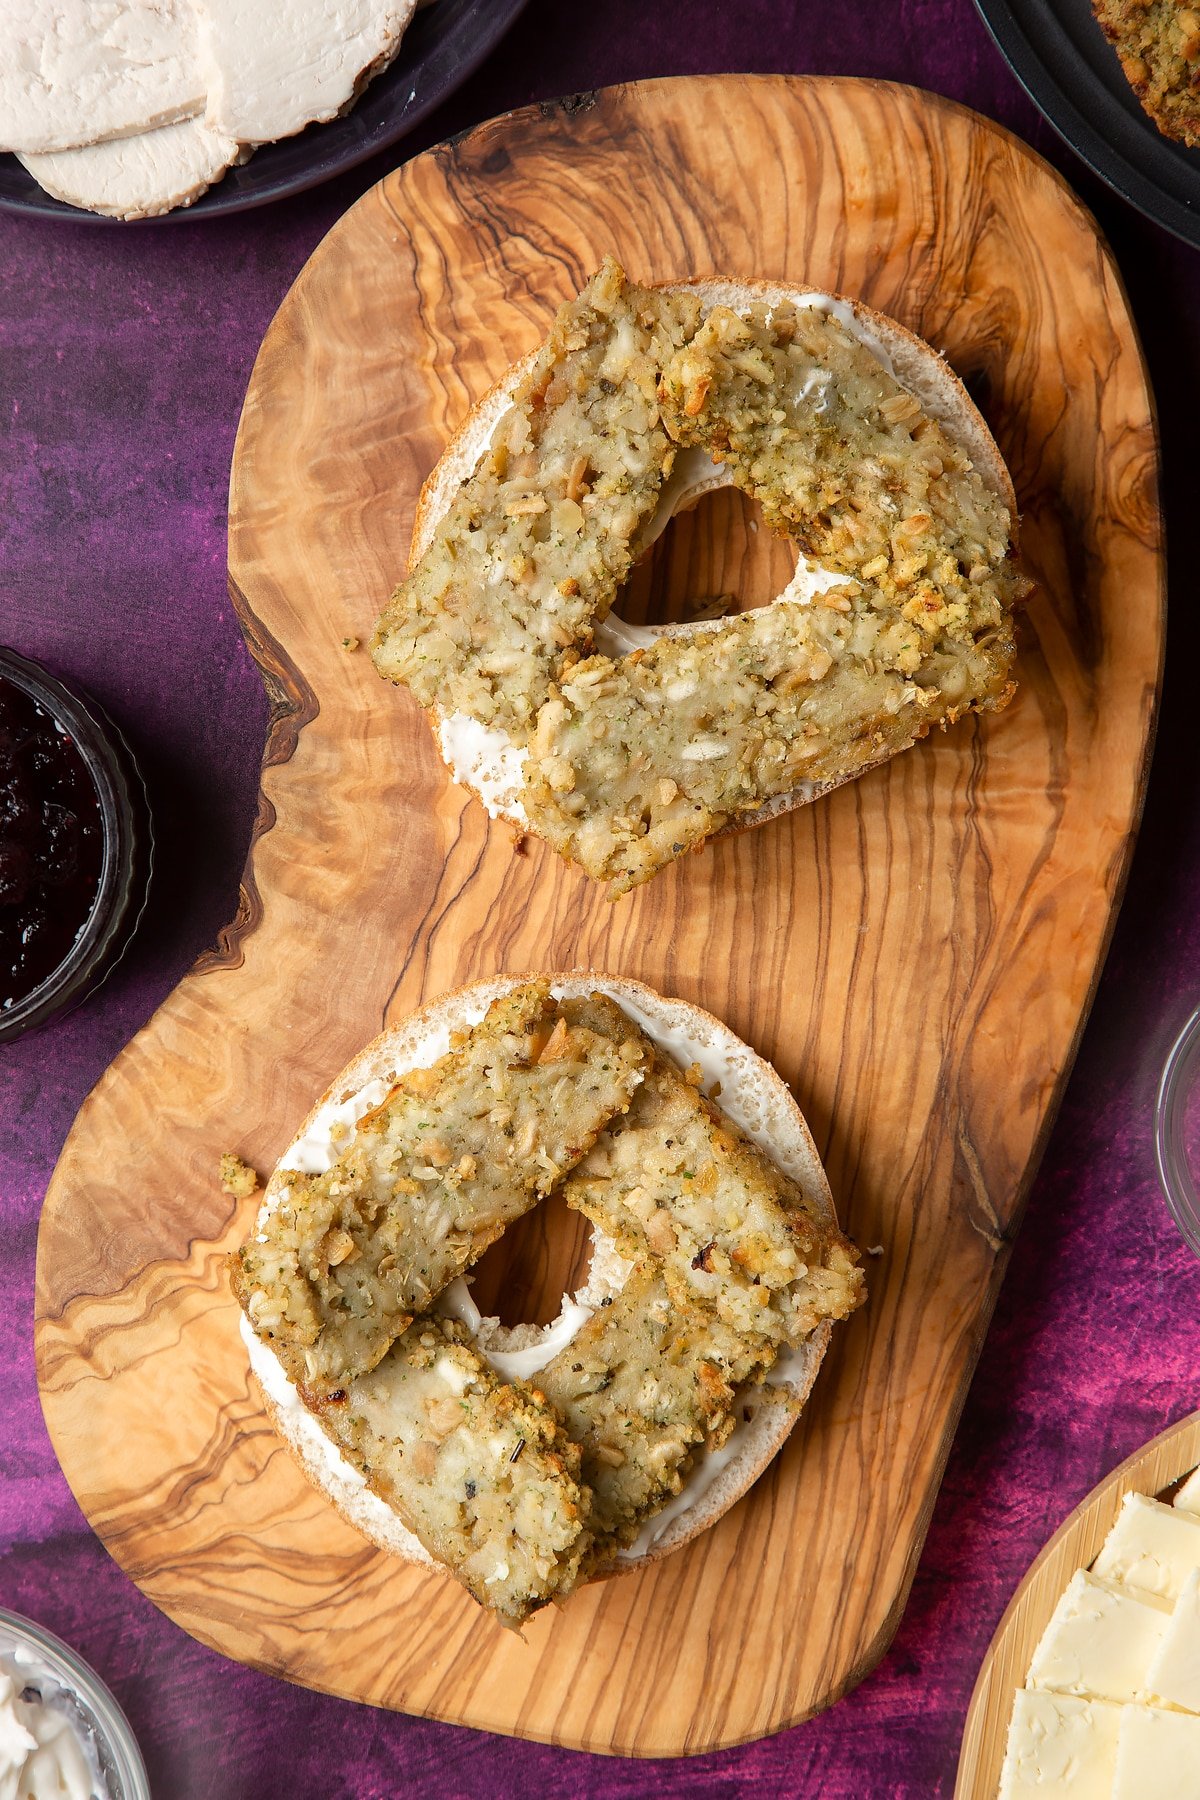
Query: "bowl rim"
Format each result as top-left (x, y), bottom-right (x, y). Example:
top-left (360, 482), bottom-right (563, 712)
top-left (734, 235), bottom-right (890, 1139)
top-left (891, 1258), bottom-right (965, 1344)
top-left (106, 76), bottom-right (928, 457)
top-left (0, 1606), bottom-right (150, 1800)
top-left (0, 649), bottom-right (150, 1039)
top-left (1155, 1001), bottom-right (1200, 1260)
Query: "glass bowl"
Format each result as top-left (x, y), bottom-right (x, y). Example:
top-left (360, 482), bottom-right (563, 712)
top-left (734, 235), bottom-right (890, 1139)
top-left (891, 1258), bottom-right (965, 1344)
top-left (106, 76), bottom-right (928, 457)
top-left (0, 649), bottom-right (151, 1041)
top-left (1155, 1003), bottom-right (1200, 1259)
top-left (0, 1609), bottom-right (149, 1800)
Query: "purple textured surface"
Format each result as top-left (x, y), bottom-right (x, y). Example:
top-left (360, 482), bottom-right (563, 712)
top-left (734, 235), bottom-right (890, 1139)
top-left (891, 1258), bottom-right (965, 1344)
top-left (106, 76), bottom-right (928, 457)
top-left (1, 3), bottom-right (1198, 1796)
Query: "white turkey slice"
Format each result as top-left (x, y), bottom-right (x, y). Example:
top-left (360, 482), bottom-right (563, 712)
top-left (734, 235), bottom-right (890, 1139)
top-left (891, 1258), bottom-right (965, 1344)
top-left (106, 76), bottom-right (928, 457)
top-left (19, 115), bottom-right (240, 219)
top-left (0, 0), bottom-right (206, 154)
top-left (195, 0), bottom-right (417, 143)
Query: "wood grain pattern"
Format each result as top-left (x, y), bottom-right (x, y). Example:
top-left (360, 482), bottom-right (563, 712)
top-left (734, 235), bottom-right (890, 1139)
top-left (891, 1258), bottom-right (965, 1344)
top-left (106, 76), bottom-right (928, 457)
top-left (956, 1413), bottom-right (1200, 1799)
top-left (34, 75), bottom-right (1162, 1755)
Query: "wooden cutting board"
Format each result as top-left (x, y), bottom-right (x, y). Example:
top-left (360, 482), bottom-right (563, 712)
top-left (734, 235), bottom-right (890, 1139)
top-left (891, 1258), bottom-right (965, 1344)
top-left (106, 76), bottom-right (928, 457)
top-left (34, 75), bottom-right (1162, 1756)
top-left (956, 1413), bottom-right (1200, 1798)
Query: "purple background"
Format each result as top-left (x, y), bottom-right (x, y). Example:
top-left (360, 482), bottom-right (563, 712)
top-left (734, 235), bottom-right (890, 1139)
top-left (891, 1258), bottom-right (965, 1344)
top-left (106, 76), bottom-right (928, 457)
top-left (2, 3), bottom-right (1199, 1795)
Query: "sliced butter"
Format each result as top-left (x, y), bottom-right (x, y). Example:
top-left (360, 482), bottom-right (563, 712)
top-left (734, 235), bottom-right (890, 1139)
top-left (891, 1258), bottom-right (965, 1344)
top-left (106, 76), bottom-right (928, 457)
top-left (1175, 1465), bottom-right (1200, 1519)
top-left (1112, 1703), bottom-right (1200, 1799)
top-left (1146, 1566), bottom-right (1200, 1715)
top-left (1093, 1492), bottom-right (1200, 1603)
top-left (1028, 1567), bottom-right (1171, 1704)
top-left (998, 1689), bottom-right (1120, 1798)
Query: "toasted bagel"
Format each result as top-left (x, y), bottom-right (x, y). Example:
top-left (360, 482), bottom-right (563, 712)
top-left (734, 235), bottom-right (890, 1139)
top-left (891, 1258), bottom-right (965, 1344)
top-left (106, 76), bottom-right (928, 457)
top-left (373, 263), bottom-right (1026, 892)
top-left (237, 973), bottom-right (858, 1610)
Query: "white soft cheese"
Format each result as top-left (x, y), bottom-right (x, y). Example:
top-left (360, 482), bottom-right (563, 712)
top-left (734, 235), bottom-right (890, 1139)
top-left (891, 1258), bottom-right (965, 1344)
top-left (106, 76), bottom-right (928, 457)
top-left (438, 1275), bottom-right (603, 1383)
top-left (434, 713), bottom-right (529, 824)
top-left (1112, 1704), bottom-right (1200, 1799)
top-left (0, 1654), bottom-right (107, 1800)
top-left (1028, 1568), bottom-right (1172, 1705)
top-left (1146, 1567), bottom-right (1200, 1715)
top-left (19, 115), bottom-right (238, 220)
top-left (997, 1689), bottom-right (1121, 1799)
top-left (0, 0), bottom-right (204, 155)
top-left (277, 1077), bottom-right (391, 1179)
top-left (196, 0), bottom-right (416, 143)
top-left (1093, 1493), bottom-right (1200, 1604)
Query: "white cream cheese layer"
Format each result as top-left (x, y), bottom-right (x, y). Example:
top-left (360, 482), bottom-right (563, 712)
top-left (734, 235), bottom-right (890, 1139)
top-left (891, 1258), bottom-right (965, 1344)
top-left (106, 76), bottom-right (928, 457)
top-left (243, 976), bottom-right (829, 1569)
top-left (434, 713), bottom-right (528, 823)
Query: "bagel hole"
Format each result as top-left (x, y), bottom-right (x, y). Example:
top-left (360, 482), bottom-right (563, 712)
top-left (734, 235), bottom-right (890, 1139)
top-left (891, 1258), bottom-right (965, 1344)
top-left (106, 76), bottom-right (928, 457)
top-left (616, 490), bottom-right (799, 629)
top-left (467, 1189), bottom-right (594, 1328)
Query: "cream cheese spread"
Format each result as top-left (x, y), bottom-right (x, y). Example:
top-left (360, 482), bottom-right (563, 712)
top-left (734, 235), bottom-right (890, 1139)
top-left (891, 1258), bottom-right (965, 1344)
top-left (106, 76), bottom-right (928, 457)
top-left (0, 1650), bottom-right (108, 1800)
top-left (434, 713), bottom-right (528, 824)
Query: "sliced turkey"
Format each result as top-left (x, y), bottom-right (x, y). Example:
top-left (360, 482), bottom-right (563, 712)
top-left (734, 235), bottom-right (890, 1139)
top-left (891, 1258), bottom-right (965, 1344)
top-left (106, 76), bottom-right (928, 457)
top-left (19, 115), bottom-right (239, 219)
top-left (0, 0), bottom-right (205, 154)
top-left (195, 0), bottom-right (417, 143)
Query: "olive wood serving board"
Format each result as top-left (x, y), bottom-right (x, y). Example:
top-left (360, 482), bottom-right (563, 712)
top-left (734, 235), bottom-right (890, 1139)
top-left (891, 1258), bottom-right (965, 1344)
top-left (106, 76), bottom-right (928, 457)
top-left (956, 1412), bottom-right (1200, 1798)
top-left (35, 75), bottom-right (1162, 1756)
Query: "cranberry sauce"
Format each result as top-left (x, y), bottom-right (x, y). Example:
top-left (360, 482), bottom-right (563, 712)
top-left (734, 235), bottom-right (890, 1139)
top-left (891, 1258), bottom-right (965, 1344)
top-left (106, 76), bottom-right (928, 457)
top-left (0, 674), bottom-right (105, 1011)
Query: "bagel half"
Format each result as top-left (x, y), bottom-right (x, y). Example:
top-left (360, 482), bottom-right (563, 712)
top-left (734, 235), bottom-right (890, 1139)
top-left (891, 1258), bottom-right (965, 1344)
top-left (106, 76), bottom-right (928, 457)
top-left (377, 267), bottom-right (1026, 885)
top-left (238, 973), bottom-right (853, 1606)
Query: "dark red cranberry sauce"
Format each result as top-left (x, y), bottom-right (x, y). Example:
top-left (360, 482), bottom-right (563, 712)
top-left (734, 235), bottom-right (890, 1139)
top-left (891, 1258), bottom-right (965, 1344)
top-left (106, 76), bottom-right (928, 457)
top-left (0, 675), bottom-right (104, 1011)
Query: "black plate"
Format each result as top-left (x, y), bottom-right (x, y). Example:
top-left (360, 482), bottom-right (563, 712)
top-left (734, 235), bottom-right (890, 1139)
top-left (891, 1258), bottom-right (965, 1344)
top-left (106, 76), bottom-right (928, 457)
top-left (0, 0), bottom-right (527, 223)
top-left (974, 0), bottom-right (1200, 247)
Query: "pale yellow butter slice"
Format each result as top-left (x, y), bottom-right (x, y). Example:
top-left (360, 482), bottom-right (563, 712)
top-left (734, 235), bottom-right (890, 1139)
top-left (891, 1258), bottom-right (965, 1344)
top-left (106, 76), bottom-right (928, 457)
top-left (1146, 1567), bottom-right (1200, 1715)
top-left (1175, 1465), bottom-right (1200, 1519)
top-left (1112, 1703), bottom-right (1200, 1798)
top-left (1028, 1567), bottom-right (1172, 1704)
top-left (998, 1689), bottom-right (1121, 1798)
top-left (1093, 1493), bottom-right (1200, 1603)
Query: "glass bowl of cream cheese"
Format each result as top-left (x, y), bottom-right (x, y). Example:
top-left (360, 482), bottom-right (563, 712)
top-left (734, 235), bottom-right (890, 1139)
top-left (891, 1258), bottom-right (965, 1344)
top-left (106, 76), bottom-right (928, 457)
top-left (1156, 1002), bottom-right (1200, 1260)
top-left (0, 1610), bottom-right (148, 1800)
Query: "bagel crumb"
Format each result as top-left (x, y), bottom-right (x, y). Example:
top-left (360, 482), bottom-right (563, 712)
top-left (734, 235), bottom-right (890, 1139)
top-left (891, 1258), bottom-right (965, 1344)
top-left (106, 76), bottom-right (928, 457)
top-left (219, 1153), bottom-right (259, 1199)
